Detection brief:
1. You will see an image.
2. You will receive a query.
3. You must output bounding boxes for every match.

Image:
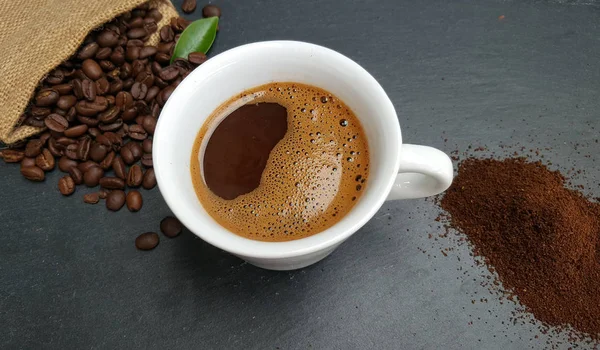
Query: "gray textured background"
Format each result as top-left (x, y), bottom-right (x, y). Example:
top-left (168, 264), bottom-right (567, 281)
top-left (1, 0), bottom-right (599, 349)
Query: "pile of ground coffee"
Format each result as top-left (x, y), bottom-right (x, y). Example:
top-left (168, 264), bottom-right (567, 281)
top-left (440, 158), bottom-right (600, 339)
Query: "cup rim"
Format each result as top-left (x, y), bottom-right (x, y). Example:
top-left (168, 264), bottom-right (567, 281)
top-left (153, 40), bottom-right (401, 259)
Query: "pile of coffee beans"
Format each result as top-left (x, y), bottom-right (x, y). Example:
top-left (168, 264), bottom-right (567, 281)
top-left (1, 2), bottom-right (221, 215)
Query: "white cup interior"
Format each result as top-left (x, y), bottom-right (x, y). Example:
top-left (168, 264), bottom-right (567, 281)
top-left (153, 41), bottom-right (401, 259)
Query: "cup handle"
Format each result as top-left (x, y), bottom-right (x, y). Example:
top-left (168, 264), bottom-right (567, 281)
top-left (386, 144), bottom-right (454, 201)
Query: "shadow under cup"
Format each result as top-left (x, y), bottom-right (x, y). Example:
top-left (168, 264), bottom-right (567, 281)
top-left (153, 41), bottom-right (401, 270)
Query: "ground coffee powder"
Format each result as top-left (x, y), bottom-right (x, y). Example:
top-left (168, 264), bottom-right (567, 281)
top-left (440, 158), bottom-right (600, 340)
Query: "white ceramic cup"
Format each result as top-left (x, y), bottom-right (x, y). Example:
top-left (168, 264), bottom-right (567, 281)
top-left (153, 41), bottom-right (453, 271)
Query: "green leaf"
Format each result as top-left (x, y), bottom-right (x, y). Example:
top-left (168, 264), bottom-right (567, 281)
top-left (170, 17), bottom-right (219, 64)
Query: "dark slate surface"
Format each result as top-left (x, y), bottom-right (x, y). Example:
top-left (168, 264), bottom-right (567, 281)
top-left (1, 0), bottom-right (599, 349)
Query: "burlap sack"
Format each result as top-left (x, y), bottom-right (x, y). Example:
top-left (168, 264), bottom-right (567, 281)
top-left (0, 0), bottom-right (179, 144)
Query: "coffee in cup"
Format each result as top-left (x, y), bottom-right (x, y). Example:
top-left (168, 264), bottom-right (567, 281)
top-left (191, 82), bottom-right (369, 242)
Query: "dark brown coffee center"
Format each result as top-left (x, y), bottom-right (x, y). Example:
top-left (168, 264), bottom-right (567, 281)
top-left (203, 103), bottom-right (288, 200)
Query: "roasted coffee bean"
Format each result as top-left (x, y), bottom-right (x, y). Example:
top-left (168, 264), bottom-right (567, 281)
top-left (144, 21), bottom-right (158, 35)
top-left (95, 77), bottom-right (110, 95)
top-left (106, 190), bottom-right (126, 211)
top-left (83, 193), bottom-right (100, 204)
top-left (142, 139), bottom-right (153, 153)
top-left (35, 149), bottom-right (55, 171)
top-left (21, 157), bottom-right (36, 169)
top-left (56, 95), bottom-right (77, 110)
top-left (128, 16), bottom-right (144, 29)
top-left (127, 164), bottom-right (143, 187)
top-left (3, 150), bottom-right (24, 163)
top-left (78, 160), bottom-right (100, 173)
top-left (131, 82), bottom-right (148, 100)
top-left (110, 46), bottom-right (126, 66)
top-left (65, 106), bottom-right (77, 122)
top-left (143, 86), bottom-right (160, 103)
top-left (126, 190), bottom-right (143, 212)
top-left (188, 52), bottom-right (207, 65)
top-left (135, 115), bottom-right (145, 125)
top-left (126, 46), bottom-right (141, 61)
top-left (181, 0), bottom-right (197, 13)
top-left (158, 66), bottom-right (179, 81)
top-left (127, 27), bottom-right (147, 39)
top-left (88, 127), bottom-right (102, 138)
top-left (97, 29), bottom-right (119, 47)
top-left (126, 39), bottom-right (144, 47)
top-left (89, 143), bottom-right (108, 162)
top-left (160, 216), bottom-right (183, 237)
top-left (115, 91), bottom-right (134, 109)
top-left (68, 166), bottom-right (83, 185)
top-left (72, 79), bottom-right (84, 99)
top-left (54, 83), bottom-right (73, 95)
top-left (98, 106), bottom-right (120, 123)
top-left (99, 150), bottom-right (115, 170)
top-left (39, 132), bottom-right (51, 145)
top-left (121, 106), bottom-right (138, 122)
top-left (131, 60), bottom-right (146, 77)
top-left (77, 137), bottom-right (92, 161)
top-left (21, 166), bottom-right (45, 181)
top-left (148, 8), bottom-right (163, 22)
top-left (24, 139), bottom-right (43, 157)
top-left (82, 59), bottom-right (103, 80)
top-left (45, 113), bottom-right (69, 132)
top-left (104, 132), bottom-right (123, 150)
top-left (52, 107), bottom-right (67, 117)
top-left (134, 100), bottom-right (150, 115)
top-left (139, 46), bottom-right (157, 59)
top-left (76, 101), bottom-right (102, 117)
top-left (95, 134), bottom-right (112, 149)
top-left (135, 71), bottom-right (155, 88)
top-left (57, 136), bottom-right (77, 147)
top-left (98, 119), bottom-right (123, 132)
top-left (111, 156), bottom-right (126, 180)
top-left (156, 40), bottom-right (173, 54)
top-left (142, 116), bottom-right (157, 135)
top-left (76, 114), bottom-right (100, 127)
top-left (159, 25), bottom-right (174, 42)
top-left (109, 79), bottom-right (124, 94)
top-left (95, 47), bottom-right (112, 60)
top-left (202, 4), bottom-right (221, 17)
top-left (31, 106), bottom-right (51, 119)
top-left (83, 166), bottom-right (104, 187)
top-left (150, 102), bottom-right (160, 118)
top-left (141, 153), bottom-right (153, 168)
top-left (58, 156), bottom-right (78, 172)
top-left (123, 78), bottom-right (135, 90)
top-left (64, 124), bottom-right (88, 138)
top-left (47, 69), bottom-right (65, 85)
top-left (73, 69), bottom-right (88, 81)
top-left (53, 107), bottom-right (68, 117)
top-left (48, 138), bottom-right (65, 157)
top-left (58, 176), bottom-right (75, 196)
top-left (78, 42), bottom-right (99, 60)
top-left (81, 78), bottom-right (96, 101)
top-left (24, 117), bottom-right (45, 127)
top-left (35, 88), bottom-right (59, 107)
top-left (135, 232), bottom-right (159, 250)
top-left (64, 143), bottom-right (79, 160)
top-left (154, 52), bottom-right (171, 65)
top-left (97, 190), bottom-right (108, 199)
top-left (158, 86), bottom-right (174, 106)
top-left (119, 62), bottom-right (132, 80)
top-left (99, 176), bottom-right (125, 190)
top-left (128, 124), bottom-right (148, 140)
